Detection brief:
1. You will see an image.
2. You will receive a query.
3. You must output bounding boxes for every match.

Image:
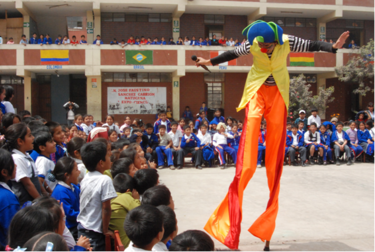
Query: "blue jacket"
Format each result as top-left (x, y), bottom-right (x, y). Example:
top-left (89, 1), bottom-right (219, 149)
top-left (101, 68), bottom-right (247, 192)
top-left (181, 133), bottom-right (200, 148)
top-left (319, 131), bottom-right (331, 147)
top-left (142, 133), bottom-right (159, 150)
top-left (286, 132), bottom-right (304, 147)
top-left (210, 116), bottom-right (225, 125)
top-left (195, 117), bottom-right (208, 130)
top-left (182, 111), bottom-right (194, 121)
top-left (357, 129), bottom-right (372, 144)
top-left (331, 130), bottom-right (351, 147)
top-left (287, 130), bottom-right (292, 136)
top-left (159, 41), bottom-right (167, 45)
top-left (55, 38), bottom-right (63, 44)
top-left (295, 118), bottom-right (308, 131)
top-left (189, 40), bottom-right (198, 45)
top-left (38, 38), bottom-right (44, 44)
top-left (322, 121), bottom-right (336, 134)
top-left (258, 130), bottom-right (266, 146)
top-left (43, 37), bottom-right (53, 44)
top-left (51, 183), bottom-right (80, 229)
top-left (29, 37), bottom-right (38, 44)
top-left (0, 185), bottom-right (20, 248)
top-left (227, 132), bottom-right (241, 147)
top-left (154, 119), bottom-right (171, 133)
top-left (201, 40), bottom-right (211, 46)
top-left (0, 103), bottom-right (5, 115)
top-left (93, 39), bottom-right (103, 44)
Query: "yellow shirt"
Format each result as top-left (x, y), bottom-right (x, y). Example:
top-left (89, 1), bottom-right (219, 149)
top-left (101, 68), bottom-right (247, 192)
top-left (237, 34), bottom-right (291, 111)
top-left (103, 169), bottom-right (113, 179)
top-left (109, 192), bottom-right (141, 248)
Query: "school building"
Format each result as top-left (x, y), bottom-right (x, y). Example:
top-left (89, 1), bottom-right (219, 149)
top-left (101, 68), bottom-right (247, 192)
top-left (0, 0), bottom-right (373, 124)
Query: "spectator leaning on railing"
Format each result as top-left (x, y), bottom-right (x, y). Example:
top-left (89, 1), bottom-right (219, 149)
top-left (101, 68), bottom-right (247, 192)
top-left (19, 35), bottom-right (27, 46)
top-left (93, 35), bottom-right (103, 46)
top-left (29, 33), bottom-right (38, 44)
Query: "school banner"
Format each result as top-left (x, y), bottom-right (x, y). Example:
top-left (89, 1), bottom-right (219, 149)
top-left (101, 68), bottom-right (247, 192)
top-left (125, 50), bottom-right (153, 65)
top-left (107, 87), bottom-right (166, 114)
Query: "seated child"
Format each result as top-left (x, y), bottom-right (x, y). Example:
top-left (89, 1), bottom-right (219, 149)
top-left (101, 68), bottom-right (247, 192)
top-left (143, 124), bottom-right (159, 162)
top-left (177, 118), bottom-right (185, 134)
top-left (213, 122), bottom-right (237, 169)
top-left (331, 121), bottom-right (352, 166)
top-left (124, 205), bottom-right (164, 252)
top-left (298, 121), bottom-right (306, 136)
top-left (319, 124), bottom-right (335, 165)
top-left (209, 108), bottom-right (225, 125)
top-left (286, 124), bottom-right (307, 166)
top-left (67, 137), bottom-right (87, 182)
top-left (181, 125), bottom-right (203, 169)
top-left (154, 110), bottom-right (171, 133)
top-left (208, 123), bottom-right (217, 136)
top-left (141, 185), bottom-right (174, 210)
top-left (51, 157), bottom-right (81, 239)
top-left (197, 124), bottom-right (214, 167)
top-left (357, 121), bottom-right (374, 162)
top-left (168, 122), bottom-right (184, 169)
top-left (152, 205), bottom-right (178, 251)
top-left (34, 131), bottom-right (57, 193)
top-left (111, 157), bottom-right (138, 178)
top-left (109, 173), bottom-right (140, 248)
top-left (195, 111), bottom-right (208, 131)
top-left (155, 125), bottom-right (174, 169)
top-left (169, 230), bottom-right (215, 251)
top-left (257, 126), bottom-right (266, 168)
top-left (77, 141), bottom-right (117, 251)
top-left (0, 149), bottom-right (20, 250)
top-left (227, 124), bottom-right (240, 152)
top-left (286, 121), bottom-right (292, 135)
top-left (133, 169), bottom-right (159, 196)
top-left (122, 127), bottom-right (132, 139)
top-left (304, 122), bottom-right (324, 165)
top-left (345, 121), bottom-right (363, 161)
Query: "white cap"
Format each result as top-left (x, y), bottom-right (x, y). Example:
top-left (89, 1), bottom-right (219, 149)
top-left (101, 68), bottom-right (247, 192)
top-left (299, 110), bottom-right (306, 114)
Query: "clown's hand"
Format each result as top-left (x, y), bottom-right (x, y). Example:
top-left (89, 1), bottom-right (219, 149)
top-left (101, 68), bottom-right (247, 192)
top-left (195, 57), bottom-right (211, 67)
top-left (332, 31), bottom-right (350, 49)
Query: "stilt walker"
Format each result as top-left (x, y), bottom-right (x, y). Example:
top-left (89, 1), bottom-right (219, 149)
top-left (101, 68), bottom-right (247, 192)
top-left (195, 20), bottom-right (349, 250)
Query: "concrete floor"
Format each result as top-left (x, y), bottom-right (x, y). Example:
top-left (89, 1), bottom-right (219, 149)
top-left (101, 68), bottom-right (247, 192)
top-left (158, 162), bottom-right (374, 251)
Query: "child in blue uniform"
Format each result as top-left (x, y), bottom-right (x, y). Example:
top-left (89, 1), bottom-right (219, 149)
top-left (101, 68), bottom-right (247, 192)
top-left (357, 121), bottom-right (374, 162)
top-left (257, 127), bottom-right (266, 168)
top-left (143, 124), bottom-right (159, 163)
top-left (319, 124), bottom-right (334, 165)
top-left (210, 109), bottom-right (225, 125)
top-left (228, 124), bottom-right (241, 152)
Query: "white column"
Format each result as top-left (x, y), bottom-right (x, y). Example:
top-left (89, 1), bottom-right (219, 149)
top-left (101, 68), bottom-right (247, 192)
top-left (86, 76), bottom-right (102, 121)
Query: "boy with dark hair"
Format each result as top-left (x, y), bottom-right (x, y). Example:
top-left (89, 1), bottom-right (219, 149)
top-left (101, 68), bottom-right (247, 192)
top-left (297, 121), bottom-right (305, 135)
top-left (153, 205), bottom-right (178, 251)
top-left (331, 121), bottom-right (352, 166)
top-left (141, 185), bottom-right (174, 210)
top-left (155, 125), bottom-right (174, 169)
top-left (209, 123), bottom-right (218, 136)
top-left (18, 110), bottom-right (31, 119)
top-left (194, 110), bottom-right (208, 131)
top-left (110, 173), bottom-right (140, 248)
top-left (169, 230), bottom-right (214, 251)
top-left (80, 35), bottom-right (87, 44)
top-left (77, 141), bottom-right (117, 251)
top-left (55, 35), bottom-right (63, 45)
top-left (295, 110), bottom-right (308, 131)
top-left (286, 121), bottom-right (292, 135)
top-left (168, 121), bottom-right (184, 169)
top-left (34, 131), bottom-right (57, 193)
top-left (182, 106), bottom-right (193, 121)
top-left (133, 169), bottom-right (159, 195)
top-left (143, 123), bottom-right (158, 162)
top-left (181, 125), bottom-right (203, 169)
top-left (93, 35), bottom-right (103, 45)
top-left (286, 124), bottom-right (307, 166)
top-left (29, 33), bottom-right (38, 44)
top-left (308, 108), bottom-right (321, 128)
top-left (154, 110), bottom-right (171, 133)
top-left (124, 205), bottom-right (164, 252)
top-left (209, 108), bottom-right (225, 126)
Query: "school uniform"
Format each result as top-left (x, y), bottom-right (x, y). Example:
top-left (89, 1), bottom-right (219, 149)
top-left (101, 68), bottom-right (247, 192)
top-left (198, 132), bottom-right (214, 165)
top-left (213, 132), bottom-right (237, 165)
top-left (51, 143), bottom-right (67, 164)
top-left (29, 37), bottom-right (38, 44)
top-left (304, 131), bottom-right (323, 151)
top-left (257, 130), bottom-right (266, 165)
top-left (80, 40), bottom-right (87, 44)
top-left (194, 117), bottom-right (208, 130)
top-left (190, 40), bottom-right (198, 46)
top-left (168, 130), bottom-right (184, 167)
top-left (346, 128), bottom-right (363, 158)
top-left (82, 123), bottom-right (95, 136)
top-left (154, 119), bottom-right (171, 133)
top-left (11, 149), bottom-right (42, 205)
top-left (152, 242), bottom-right (168, 251)
top-left (0, 182), bottom-right (20, 249)
top-left (286, 130), bottom-right (292, 136)
top-left (298, 129), bottom-right (305, 136)
top-left (307, 115), bottom-right (322, 127)
top-left (320, 131), bottom-right (334, 161)
top-left (201, 40), bottom-right (211, 46)
top-left (156, 133), bottom-right (173, 167)
top-left (102, 123), bottom-right (121, 134)
top-left (72, 158), bottom-right (87, 183)
top-left (182, 110), bottom-right (194, 121)
top-left (295, 118), bottom-right (308, 131)
top-left (75, 122), bottom-right (84, 131)
top-left (286, 132), bottom-right (306, 163)
top-left (35, 155), bottom-right (57, 191)
top-left (142, 133), bottom-right (158, 162)
top-left (159, 41), bottom-right (167, 45)
top-left (210, 116), bottom-right (225, 125)
top-left (181, 133), bottom-right (203, 167)
top-left (358, 129), bottom-right (374, 156)
top-left (93, 39), bottom-right (103, 44)
top-left (43, 37), bottom-right (53, 44)
top-left (55, 38), bottom-right (63, 44)
top-left (331, 130), bottom-right (352, 158)
top-left (227, 131), bottom-right (241, 152)
top-left (37, 38), bottom-right (44, 44)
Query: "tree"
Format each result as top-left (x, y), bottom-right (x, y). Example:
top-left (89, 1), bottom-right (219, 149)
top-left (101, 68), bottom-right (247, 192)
top-left (335, 39), bottom-right (374, 96)
top-left (288, 74), bottom-right (335, 121)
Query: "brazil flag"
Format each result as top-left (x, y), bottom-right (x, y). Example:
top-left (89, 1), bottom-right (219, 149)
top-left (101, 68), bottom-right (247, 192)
top-left (125, 50), bottom-right (153, 65)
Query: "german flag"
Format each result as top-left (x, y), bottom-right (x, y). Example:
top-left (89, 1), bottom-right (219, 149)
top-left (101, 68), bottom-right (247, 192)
top-left (289, 52), bottom-right (314, 66)
top-left (40, 50), bottom-right (69, 65)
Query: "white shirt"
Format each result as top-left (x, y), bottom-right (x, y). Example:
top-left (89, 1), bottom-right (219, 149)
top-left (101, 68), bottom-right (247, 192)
top-left (63, 39), bottom-right (70, 44)
top-left (291, 133), bottom-right (299, 146)
top-left (304, 131), bottom-right (320, 144)
top-left (2, 101), bottom-right (15, 113)
top-left (0, 181), bottom-right (14, 193)
top-left (227, 40), bottom-right (235, 46)
top-left (63, 226), bottom-right (76, 249)
top-left (213, 132), bottom-right (233, 147)
top-left (102, 123), bottom-right (121, 134)
top-left (125, 243), bottom-right (149, 252)
top-left (20, 39), bottom-right (28, 44)
top-left (168, 130), bottom-right (182, 147)
top-left (12, 149), bottom-right (38, 182)
top-left (152, 242), bottom-right (168, 251)
top-left (35, 155), bottom-right (57, 191)
top-left (184, 40), bottom-right (190, 45)
top-left (307, 115), bottom-right (321, 127)
top-left (370, 127), bottom-right (375, 139)
top-left (226, 125), bottom-right (232, 132)
top-left (67, 110), bottom-right (75, 120)
top-left (82, 123), bottom-right (95, 135)
top-left (197, 132), bottom-right (212, 146)
top-left (77, 171), bottom-right (117, 233)
top-left (72, 158), bottom-right (86, 183)
top-left (336, 131), bottom-right (344, 143)
top-left (159, 133), bottom-right (172, 146)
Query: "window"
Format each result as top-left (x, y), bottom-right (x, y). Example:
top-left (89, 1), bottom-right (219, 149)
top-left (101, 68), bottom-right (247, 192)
top-left (264, 17), bottom-right (316, 28)
top-left (346, 20), bottom-right (363, 28)
top-left (275, 18), bottom-right (285, 27)
top-left (149, 13), bottom-right (160, 22)
top-left (137, 14), bottom-right (148, 22)
top-left (102, 13), bottom-right (113, 22)
top-left (126, 14), bottom-right (137, 22)
top-left (0, 76), bottom-right (23, 85)
top-left (137, 73), bottom-right (149, 82)
top-left (204, 15), bottom-right (225, 24)
top-left (102, 13), bottom-right (172, 23)
top-left (103, 73), bottom-right (114, 82)
top-left (126, 73), bottom-right (137, 82)
top-left (295, 18), bottom-right (305, 27)
top-left (103, 73), bottom-right (172, 82)
top-left (114, 73), bottom-right (125, 82)
top-left (149, 73), bottom-right (161, 82)
top-left (205, 73), bottom-right (224, 109)
top-left (160, 14), bottom-right (172, 22)
top-left (113, 13), bottom-right (125, 22)
top-left (285, 18), bottom-right (295, 27)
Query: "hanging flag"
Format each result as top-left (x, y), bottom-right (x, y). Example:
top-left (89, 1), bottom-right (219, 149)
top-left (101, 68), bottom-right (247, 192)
top-left (125, 50), bottom-right (153, 65)
top-left (40, 50), bottom-right (69, 65)
top-left (289, 52), bottom-right (314, 66)
top-left (210, 51), bottom-right (237, 66)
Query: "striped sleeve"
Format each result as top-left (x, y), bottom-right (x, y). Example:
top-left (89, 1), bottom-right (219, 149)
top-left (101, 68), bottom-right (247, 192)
top-left (288, 34), bottom-right (336, 53)
top-left (233, 40), bottom-right (251, 56)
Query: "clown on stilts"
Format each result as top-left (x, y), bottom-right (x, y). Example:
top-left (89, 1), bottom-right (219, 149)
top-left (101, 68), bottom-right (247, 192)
top-left (196, 20), bottom-right (350, 250)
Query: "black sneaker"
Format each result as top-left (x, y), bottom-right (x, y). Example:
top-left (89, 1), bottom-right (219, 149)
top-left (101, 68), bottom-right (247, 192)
top-left (336, 159), bottom-right (340, 166)
top-left (309, 157), bottom-right (315, 165)
top-left (196, 166), bottom-right (202, 170)
top-left (220, 164), bottom-right (226, 169)
top-left (347, 159), bottom-right (352, 166)
top-left (177, 166), bottom-right (183, 170)
top-left (318, 156), bottom-right (324, 165)
top-left (301, 161), bottom-right (307, 167)
top-left (293, 161), bottom-right (299, 166)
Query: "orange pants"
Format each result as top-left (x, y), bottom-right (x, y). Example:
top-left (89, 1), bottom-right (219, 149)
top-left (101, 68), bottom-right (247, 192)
top-left (204, 85), bottom-right (287, 249)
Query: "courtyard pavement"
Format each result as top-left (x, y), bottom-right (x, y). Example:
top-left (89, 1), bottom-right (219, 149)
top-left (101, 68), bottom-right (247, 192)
top-left (158, 162), bottom-right (374, 251)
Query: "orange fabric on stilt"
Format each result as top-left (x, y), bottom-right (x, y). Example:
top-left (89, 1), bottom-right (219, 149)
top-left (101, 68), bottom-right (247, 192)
top-left (204, 85), bottom-right (287, 249)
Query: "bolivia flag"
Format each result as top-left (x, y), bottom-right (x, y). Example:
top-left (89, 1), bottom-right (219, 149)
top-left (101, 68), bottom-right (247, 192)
top-left (290, 52), bottom-right (314, 66)
top-left (210, 51), bottom-right (237, 66)
top-left (40, 50), bottom-right (69, 65)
